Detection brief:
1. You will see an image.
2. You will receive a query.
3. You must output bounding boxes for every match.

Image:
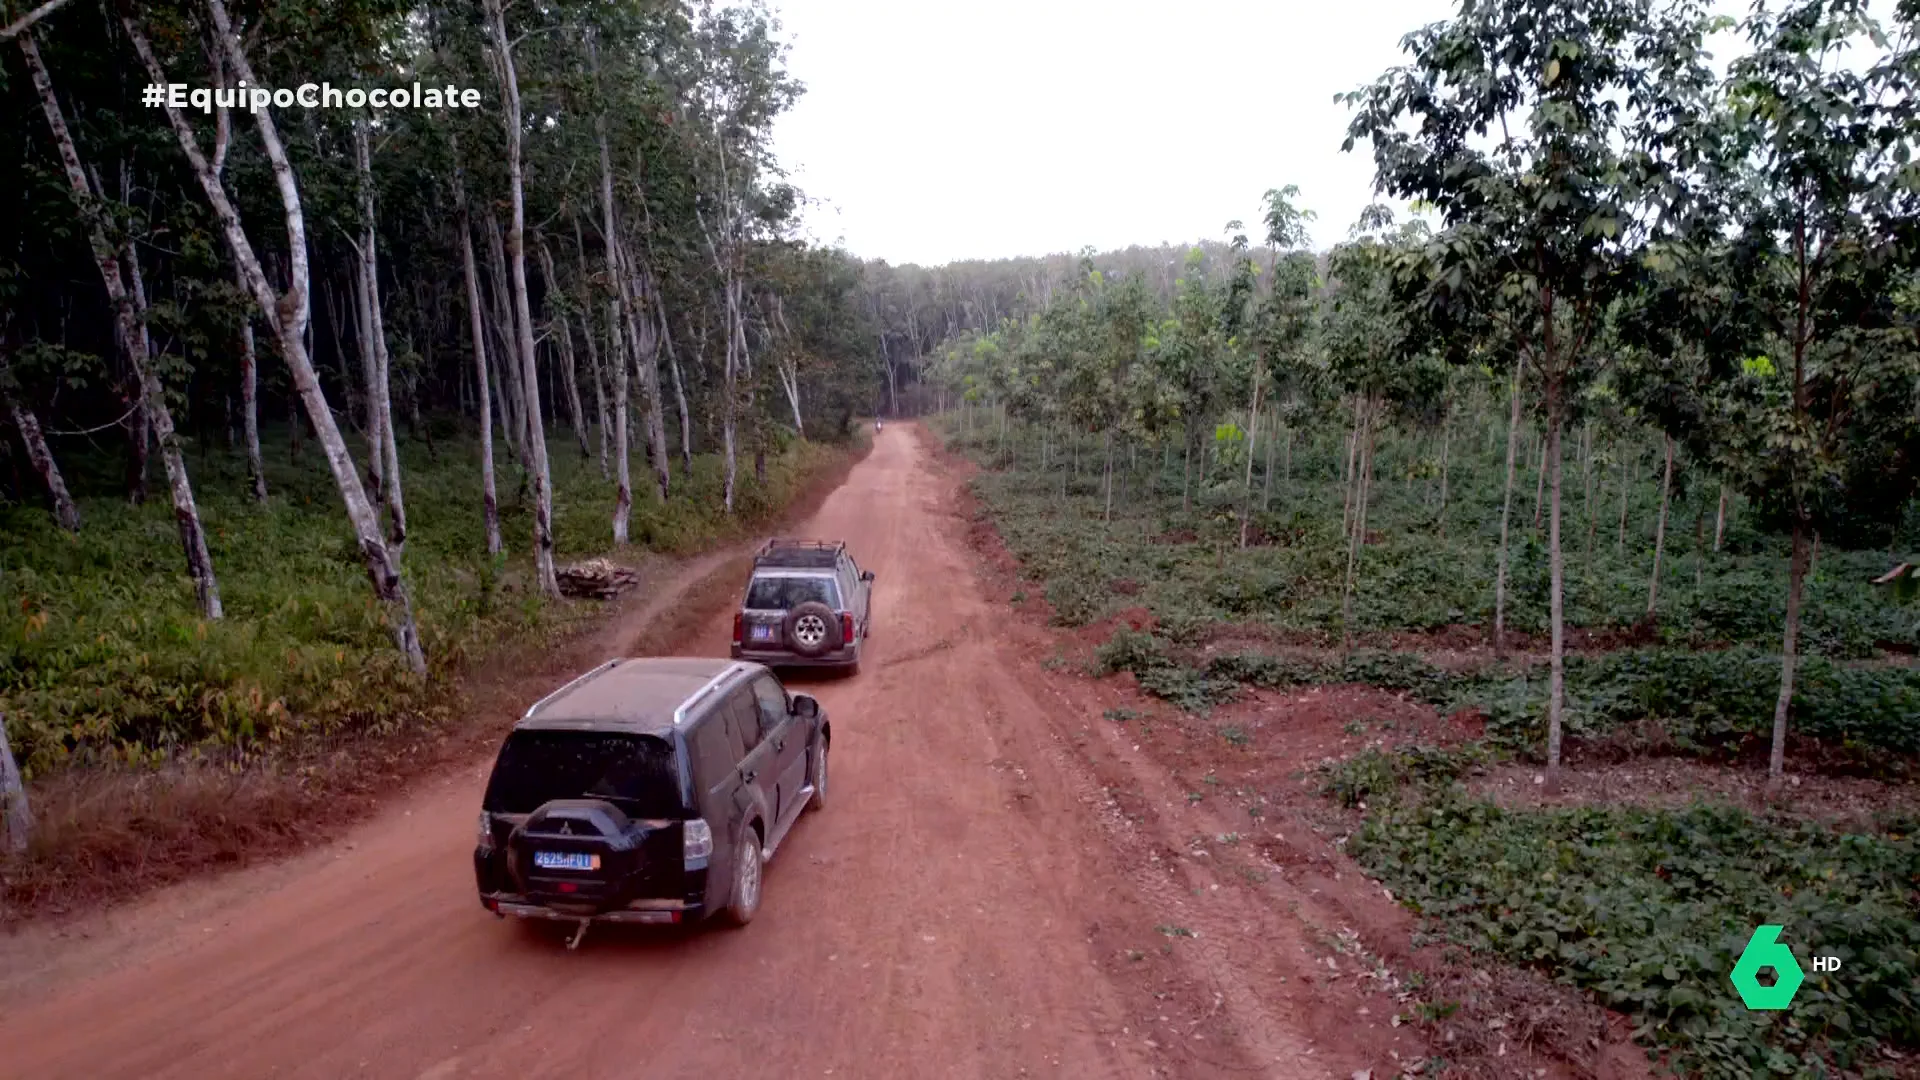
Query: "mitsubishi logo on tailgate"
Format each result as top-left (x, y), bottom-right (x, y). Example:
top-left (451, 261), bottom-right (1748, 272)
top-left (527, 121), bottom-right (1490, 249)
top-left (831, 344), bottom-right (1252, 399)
top-left (559, 821), bottom-right (573, 836)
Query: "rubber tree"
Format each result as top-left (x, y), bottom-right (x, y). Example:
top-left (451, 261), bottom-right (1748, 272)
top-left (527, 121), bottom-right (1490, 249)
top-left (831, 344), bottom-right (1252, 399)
top-left (20, 27), bottom-right (222, 620)
top-left (0, 345), bottom-right (80, 532)
top-left (1677, 0), bottom-right (1920, 785)
top-left (1345, 0), bottom-right (1720, 783)
top-left (451, 136), bottom-right (503, 557)
top-left (1322, 207), bottom-right (1432, 655)
top-left (123, 3), bottom-right (424, 671)
top-left (1249, 186), bottom-right (1320, 522)
top-left (482, 0), bottom-right (557, 597)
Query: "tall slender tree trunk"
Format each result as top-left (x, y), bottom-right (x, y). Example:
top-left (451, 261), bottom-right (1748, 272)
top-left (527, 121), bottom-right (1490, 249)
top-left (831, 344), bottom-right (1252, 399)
top-left (560, 317), bottom-right (588, 459)
top-left (536, 239), bottom-right (589, 460)
top-left (322, 280), bottom-right (358, 434)
top-left (1181, 424), bottom-right (1194, 511)
top-left (1584, 432), bottom-right (1599, 561)
top-left (26, 33), bottom-right (223, 618)
top-left (582, 305), bottom-right (611, 480)
top-left (121, 256), bottom-right (219, 603)
top-left (1436, 409), bottom-right (1451, 540)
top-left (1239, 373), bottom-right (1262, 548)
top-left (1545, 397), bottom-right (1567, 784)
top-left (1, 373), bottom-right (79, 531)
top-left (1694, 509), bottom-right (1706, 596)
top-left (666, 316), bottom-right (692, 474)
top-left (1531, 430), bottom-right (1547, 530)
top-left (722, 294), bottom-right (739, 514)
top-left (1341, 402), bottom-right (1361, 535)
top-left (452, 146), bottom-right (502, 557)
top-left (1494, 355), bottom-right (1523, 656)
top-left (1714, 483), bottom-right (1729, 551)
top-left (239, 315), bottom-right (266, 501)
top-left (1647, 433), bottom-right (1675, 620)
top-left (618, 241), bottom-right (671, 501)
top-left (574, 219), bottom-right (610, 481)
top-left (351, 264), bottom-right (383, 500)
top-left (1770, 517), bottom-right (1808, 785)
top-left (352, 118), bottom-right (405, 560)
top-left (1103, 428), bottom-right (1115, 524)
top-left (484, 212), bottom-right (526, 467)
top-left (608, 294), bottom-right (631, 544)
top-left (126, 9), bottom-right (423, 668)
top-left (1261, 412), bottom-right (1277, 511)
top-left (1341, 397), bottom-right (1377, 657)
top-left (125, 387), bottom-right (150, 504)
top-left (0, 711), bottom-right (30, 855)
top-left (485, 0), bottom-right (556, 596)
top-left (1617, 449), bottom-right (1631, 553)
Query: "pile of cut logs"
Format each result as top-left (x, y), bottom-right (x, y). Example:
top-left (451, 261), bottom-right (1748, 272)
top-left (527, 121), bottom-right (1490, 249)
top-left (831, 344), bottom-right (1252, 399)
top-left (557, 559), bottom-right (641, 600)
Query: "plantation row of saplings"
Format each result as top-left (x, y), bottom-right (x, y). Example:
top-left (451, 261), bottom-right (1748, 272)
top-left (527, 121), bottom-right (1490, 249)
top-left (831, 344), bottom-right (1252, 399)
top-left (909, 0), bottom-right (1919, 1072)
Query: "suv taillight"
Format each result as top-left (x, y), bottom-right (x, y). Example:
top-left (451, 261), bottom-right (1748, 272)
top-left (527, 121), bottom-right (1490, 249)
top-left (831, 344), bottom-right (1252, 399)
top-left (732, 613), bottom-right (743, 645)
top-left (841, 612), bottom-right (854, 645)
top-left (684, 818), bottom-right (713, 862)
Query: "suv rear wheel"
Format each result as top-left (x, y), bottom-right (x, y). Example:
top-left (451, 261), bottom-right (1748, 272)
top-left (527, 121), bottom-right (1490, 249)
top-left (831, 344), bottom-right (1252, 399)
top-left (807, 741), bottom-right (828, 811)
top-left (723, 827), bottom-right (763, 925)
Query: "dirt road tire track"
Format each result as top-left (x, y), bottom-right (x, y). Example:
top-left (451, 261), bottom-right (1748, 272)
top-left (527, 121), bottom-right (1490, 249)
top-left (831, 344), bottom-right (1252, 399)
top-left (2, 427), bottom-right (1417, 1080)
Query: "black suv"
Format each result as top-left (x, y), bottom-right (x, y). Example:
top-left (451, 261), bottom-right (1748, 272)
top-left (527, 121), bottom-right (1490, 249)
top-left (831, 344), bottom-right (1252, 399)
top-left (473, 657), bottom-right (830, 948)
top-left (730, 539), bottom-right (874, 674)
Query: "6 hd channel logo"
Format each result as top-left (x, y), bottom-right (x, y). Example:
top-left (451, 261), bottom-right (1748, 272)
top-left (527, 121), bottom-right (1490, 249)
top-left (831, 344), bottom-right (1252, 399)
top-left (1730, 925), bottom-right (1841, 1011)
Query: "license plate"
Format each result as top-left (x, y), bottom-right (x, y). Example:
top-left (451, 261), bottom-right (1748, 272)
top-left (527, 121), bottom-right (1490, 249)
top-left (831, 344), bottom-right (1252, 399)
top-left (750, 625), bottom-right (773, 642)
top-left (534, 851), bottom-right (599, 871)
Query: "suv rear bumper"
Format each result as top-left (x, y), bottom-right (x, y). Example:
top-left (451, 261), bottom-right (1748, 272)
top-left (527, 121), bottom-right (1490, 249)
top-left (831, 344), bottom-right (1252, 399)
top-left (479, 892), bottom-right (707, 926)
top-left (730, 643), bottom-right (858, 668)
top-left (475, 847), bottom-right (713, 923)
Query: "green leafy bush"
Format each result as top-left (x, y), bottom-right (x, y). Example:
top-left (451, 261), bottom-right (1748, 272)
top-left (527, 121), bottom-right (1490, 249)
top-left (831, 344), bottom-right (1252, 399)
top-left (0, 433), bottom-right (849, 774)
top-left (1339, 759), bottom-right (1920, 1078)
top-left (1473, 649), bottom-right (1920, 760)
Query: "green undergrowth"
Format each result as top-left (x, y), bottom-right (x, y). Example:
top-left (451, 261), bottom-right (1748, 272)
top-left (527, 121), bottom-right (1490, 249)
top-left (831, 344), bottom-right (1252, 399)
top-left (1095, 629), bottom-right (1920, 767)
top-left (1322, 745), bottom-right (1920, 1078)
top-left (945, 420), bottom-right (1917, 659)
top-left (0, 425), bottom-right (855, 775)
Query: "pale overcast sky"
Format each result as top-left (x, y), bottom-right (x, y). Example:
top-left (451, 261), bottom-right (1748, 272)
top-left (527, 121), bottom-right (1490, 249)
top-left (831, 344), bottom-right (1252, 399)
top-left (764, 0), bottom-right (1884, 268)
top-left (766, 0), bottom-right (1457, 266)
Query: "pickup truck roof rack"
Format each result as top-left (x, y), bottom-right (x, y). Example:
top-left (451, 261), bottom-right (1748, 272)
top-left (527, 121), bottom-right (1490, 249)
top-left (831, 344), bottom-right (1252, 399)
top-left (753, 538), bottom-right (846, 570)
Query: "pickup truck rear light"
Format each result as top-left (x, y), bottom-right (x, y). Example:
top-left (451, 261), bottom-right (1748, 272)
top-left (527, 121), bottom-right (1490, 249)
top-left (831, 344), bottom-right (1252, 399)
top-left (732, 613), bottom-right (743, 645)
top-left (841, 612), bottom-right (854, 645)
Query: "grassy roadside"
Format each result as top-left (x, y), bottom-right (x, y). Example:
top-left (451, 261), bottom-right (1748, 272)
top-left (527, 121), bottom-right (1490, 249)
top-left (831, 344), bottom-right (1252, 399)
top-left (930, 414), bottom-right (1920, 1079)
top-left (0, 427), bottom-right (869, 926)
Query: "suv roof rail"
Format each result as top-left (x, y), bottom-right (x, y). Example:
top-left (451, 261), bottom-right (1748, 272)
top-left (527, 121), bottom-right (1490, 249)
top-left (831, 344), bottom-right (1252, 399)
top-left (521, 658), bottom-right (623, 723)
top-left (756, 538), bottom-right (845, 556)
top-left (673, 661), bottom-right (747, 727)
top-left (753, 538), bottom-right (846, 567)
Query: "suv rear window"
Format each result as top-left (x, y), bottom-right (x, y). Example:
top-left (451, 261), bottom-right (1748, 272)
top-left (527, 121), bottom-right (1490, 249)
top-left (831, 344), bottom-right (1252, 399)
top-left (482, 730), bottom-right (686, 818)
top-left (745, 575), bottom-right (838, 610)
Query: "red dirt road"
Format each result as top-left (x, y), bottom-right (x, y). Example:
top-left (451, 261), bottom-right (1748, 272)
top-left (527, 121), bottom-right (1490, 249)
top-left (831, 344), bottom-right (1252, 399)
top-left (0, 429), bottom-right (1438, 1080)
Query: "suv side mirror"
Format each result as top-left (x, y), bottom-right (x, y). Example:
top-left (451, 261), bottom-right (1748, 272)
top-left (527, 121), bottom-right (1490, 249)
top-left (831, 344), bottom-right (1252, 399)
top-left (860, 571), bottom-right (875, 582)
top-left (790, 694), bottom-right (819, 719)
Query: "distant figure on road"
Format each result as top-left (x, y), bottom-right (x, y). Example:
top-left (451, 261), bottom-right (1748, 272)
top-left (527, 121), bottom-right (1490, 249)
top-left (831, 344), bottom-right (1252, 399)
top-left (875, 419), bottom-right (884, 433)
